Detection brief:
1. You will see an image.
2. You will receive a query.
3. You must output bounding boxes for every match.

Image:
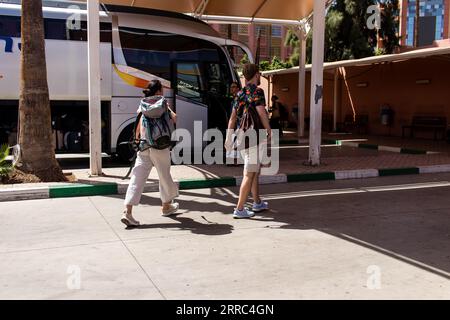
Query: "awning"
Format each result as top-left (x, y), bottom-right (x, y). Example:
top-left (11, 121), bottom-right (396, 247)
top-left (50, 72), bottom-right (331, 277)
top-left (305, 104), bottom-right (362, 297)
top-left (262, 45), bottom-right (450, 77)
top-left (81, 0), bottom-right (314, 24)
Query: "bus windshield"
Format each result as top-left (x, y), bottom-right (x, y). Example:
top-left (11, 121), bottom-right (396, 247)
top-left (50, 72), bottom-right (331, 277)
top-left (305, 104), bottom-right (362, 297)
top-left (118, 27), bottom-right (227, 82)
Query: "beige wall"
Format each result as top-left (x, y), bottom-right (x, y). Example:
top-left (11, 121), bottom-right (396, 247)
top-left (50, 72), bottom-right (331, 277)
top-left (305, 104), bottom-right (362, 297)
top-left (270, 71), bottom-right (336, 121)
top-left (270, 55), bottom-right (450, 137)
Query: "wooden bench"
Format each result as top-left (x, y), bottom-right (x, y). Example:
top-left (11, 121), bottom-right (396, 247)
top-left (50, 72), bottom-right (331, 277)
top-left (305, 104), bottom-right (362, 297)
top-left (402, 116), bottom-right (447, 140)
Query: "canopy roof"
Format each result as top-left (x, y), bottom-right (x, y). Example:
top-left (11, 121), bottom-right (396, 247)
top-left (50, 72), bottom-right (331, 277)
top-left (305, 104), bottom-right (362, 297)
top-left (81, 0), bottom-right (314, 23)
top-left (262, 45), bottom-right (450, 76)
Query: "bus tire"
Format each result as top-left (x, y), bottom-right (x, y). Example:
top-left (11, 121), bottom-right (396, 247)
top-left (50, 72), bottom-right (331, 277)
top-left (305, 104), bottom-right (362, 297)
top-left (116, 124), bottom-right (135, 163)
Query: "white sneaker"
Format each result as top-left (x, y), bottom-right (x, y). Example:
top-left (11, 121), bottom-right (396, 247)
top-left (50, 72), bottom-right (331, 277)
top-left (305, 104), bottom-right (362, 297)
top-left (233, 208), bottom-right (255, 219)
top-left (252, 201), bottom-right (269, 213)
top-left (162, 202), bottom-right (180, 217)
top-left (121, 212), bottom-right (140, 227)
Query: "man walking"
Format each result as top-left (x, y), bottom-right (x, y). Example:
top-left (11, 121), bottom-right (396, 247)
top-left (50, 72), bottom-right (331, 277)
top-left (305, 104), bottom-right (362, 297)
top-left (225, 64), bottom-right (272, 219)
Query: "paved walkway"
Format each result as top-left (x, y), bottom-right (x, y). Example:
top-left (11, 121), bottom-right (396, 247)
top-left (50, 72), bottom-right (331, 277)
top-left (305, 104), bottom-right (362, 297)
top-left (1, 173), bottom-right (449, 299)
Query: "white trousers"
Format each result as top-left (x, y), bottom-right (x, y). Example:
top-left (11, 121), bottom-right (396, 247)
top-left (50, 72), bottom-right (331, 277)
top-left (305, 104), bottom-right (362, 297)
top-left (124, 148), bottom-right (179, 206)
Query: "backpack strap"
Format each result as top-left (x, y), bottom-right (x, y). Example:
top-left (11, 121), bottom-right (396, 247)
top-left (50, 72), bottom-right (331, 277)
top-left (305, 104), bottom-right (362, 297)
top-left (134, 113), bottom-right (143, 142)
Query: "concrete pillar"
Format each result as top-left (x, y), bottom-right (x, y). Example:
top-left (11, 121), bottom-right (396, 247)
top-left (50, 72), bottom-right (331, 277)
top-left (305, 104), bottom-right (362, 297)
top-left (308, 0), bottom-right (326, 166)
top-left (268, 75), bottom-right (272, 112)
top-left (87, 0), bottom-right (102, 176)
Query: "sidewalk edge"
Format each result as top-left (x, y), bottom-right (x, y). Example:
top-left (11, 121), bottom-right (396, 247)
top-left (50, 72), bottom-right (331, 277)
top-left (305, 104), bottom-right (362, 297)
top-left (2, 164), bottom-right (450, 202)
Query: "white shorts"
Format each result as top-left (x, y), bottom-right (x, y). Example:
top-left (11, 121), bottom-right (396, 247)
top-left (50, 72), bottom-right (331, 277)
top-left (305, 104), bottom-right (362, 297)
top-left (241, 143), bottom-right (267, 174)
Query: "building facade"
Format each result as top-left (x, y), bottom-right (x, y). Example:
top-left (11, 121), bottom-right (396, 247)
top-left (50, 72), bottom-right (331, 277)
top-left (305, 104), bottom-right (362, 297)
top-left (210, 24), bottom-right (292, 64)
top-left (400, 0), bottom-right (450, 47)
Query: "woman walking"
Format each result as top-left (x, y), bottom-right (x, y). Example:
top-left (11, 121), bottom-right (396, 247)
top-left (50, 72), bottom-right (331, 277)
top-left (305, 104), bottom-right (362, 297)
top-left (121, 80), bottom-right (179, 227)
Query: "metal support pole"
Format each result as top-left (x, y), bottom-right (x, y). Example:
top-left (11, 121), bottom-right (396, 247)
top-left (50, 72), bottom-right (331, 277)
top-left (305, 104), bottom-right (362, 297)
top-left (87, 0), bottom-right (102, 176)
top-left (308, 0), bottom-right (326, 165)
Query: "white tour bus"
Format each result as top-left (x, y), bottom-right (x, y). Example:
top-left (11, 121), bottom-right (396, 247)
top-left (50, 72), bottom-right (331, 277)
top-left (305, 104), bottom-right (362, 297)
top-left (0, 0), bottom-right (252, 160)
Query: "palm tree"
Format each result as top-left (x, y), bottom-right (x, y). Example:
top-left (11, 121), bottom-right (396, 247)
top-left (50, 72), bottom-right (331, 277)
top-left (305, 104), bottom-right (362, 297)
top-left (19, 0), bottom-right (65, 182)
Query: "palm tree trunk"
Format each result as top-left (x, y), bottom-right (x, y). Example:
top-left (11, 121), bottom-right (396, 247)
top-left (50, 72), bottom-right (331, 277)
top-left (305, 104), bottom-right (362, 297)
top-left (19, 0), bottom-right (66, 182)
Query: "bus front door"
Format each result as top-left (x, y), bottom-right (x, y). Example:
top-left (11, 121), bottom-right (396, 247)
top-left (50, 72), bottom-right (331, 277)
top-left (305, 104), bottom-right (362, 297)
top-left (173, 62), bottom-right (208, 157)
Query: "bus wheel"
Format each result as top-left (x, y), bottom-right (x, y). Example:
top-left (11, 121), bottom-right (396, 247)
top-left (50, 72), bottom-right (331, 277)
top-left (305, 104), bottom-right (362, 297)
top-left (116, 125), bottom-right (134, 163)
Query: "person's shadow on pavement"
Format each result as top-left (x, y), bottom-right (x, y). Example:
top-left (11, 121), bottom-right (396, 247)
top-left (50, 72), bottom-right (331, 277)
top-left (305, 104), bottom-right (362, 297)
top-left (126, 216), bottom-right (234, 236)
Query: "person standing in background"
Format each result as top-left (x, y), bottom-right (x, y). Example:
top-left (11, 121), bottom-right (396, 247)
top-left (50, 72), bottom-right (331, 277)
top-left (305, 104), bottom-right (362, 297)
top-left (269, 95), bottom-right (283, 137)
top-left (226, 81), bottom-right (242, 166)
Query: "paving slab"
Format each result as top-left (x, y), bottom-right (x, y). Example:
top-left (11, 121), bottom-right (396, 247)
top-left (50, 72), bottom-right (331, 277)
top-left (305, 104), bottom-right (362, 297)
top-left (0, 197), bottom-right (117, 253)
top-left (0, 242), bottom-right (163, 300)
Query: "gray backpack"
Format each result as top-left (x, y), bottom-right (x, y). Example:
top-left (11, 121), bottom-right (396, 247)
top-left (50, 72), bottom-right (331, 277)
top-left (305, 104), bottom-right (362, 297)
top-left (138, 96), bottom-right (175, 150)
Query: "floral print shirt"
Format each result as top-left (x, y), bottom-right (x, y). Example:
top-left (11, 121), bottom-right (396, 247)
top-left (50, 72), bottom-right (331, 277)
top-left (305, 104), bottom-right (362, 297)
top-left (232, 84), bottom-right (266, 123)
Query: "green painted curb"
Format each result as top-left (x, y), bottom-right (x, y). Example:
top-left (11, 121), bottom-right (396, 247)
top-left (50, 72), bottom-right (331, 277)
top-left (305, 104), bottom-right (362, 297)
top-left (179, 177), bottom-right (237, 190)
top-left (287, 172), bottom-right (336, 182)
top-left (49, 183), bottom-right (118, 198)
top-left (322, 139), bottom-right (342, 146)
top-left (358, 143), bottom-right (379, 150)
top-left (279, 139), bottom-right (344, 146)
top-left (400, 148), bottom-right (427, 155)
top-left (378, 167), bottom-right (420, 177)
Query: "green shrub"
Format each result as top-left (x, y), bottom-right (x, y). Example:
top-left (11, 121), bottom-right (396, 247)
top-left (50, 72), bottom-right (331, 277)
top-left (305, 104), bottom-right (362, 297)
top-left (0, 144), bottom-right (12, 178)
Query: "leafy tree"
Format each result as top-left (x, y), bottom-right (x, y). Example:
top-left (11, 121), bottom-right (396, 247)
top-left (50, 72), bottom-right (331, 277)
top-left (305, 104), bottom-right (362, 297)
top-left (322, 0), bottom-right (378, 61)
top-left (379, 0), bottom-right (401, 53)
top-left (259, 60), bottom-right (271, 71)
top-left (259, 56), bottom-right (292, 71)
top-left (284, 30), bottom-right (301, 66)
top-left (285, 0), bottom-right (400, 66)
top-left (240, 54), bottom-right (250, 66)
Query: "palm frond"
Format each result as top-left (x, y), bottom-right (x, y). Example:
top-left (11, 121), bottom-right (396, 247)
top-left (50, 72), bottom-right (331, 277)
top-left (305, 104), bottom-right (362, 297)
top-left (0, 144), bottom-right (12, 178)
top-left (0, 144), bottom-right (9, 163)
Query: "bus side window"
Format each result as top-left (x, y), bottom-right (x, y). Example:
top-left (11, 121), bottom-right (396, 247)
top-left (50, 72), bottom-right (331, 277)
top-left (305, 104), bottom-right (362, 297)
top-left (0, 15), bottom-right (21, 37)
